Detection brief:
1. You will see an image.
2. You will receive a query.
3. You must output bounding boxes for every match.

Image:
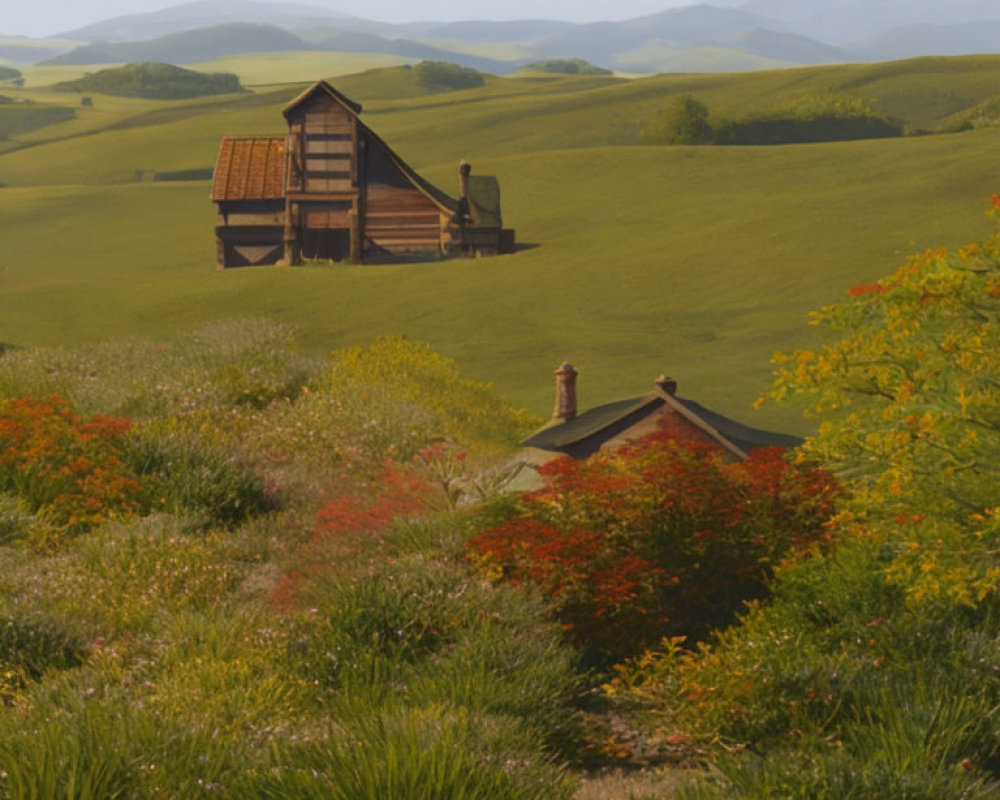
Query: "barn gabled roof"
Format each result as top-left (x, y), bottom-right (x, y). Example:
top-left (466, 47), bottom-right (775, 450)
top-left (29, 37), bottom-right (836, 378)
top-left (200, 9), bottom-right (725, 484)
top-left (214, 80), bottom-right (503, 225)
top-left (282, 79), bottom-right (363, 118)
top-left (522, 384), bottom-right (802, 459)
top-left (362, 125), bottom-right (459, 215)
top-left (210, 136), bottom-right (285, 202)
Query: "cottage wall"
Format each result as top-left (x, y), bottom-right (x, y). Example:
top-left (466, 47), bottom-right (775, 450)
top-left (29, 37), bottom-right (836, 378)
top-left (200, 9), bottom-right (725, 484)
top-left (600, 406), bottom-right (741, 460)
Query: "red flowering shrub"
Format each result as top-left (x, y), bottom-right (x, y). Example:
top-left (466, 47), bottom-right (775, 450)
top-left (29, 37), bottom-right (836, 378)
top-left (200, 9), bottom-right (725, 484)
top-left (313, 460), bottom-right (434, 543)
top-left (468, 429), bottom-right (839, 661)
top-left (847, 282), bottom-right (887, 297)
top-left (271, 460), bottom-right (437, 613)
top-left (0, 396), bottom-right (141, 534)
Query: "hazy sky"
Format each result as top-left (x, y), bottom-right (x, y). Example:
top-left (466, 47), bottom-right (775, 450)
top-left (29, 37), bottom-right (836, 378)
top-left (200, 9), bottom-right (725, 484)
top-left (6, 0), bottom-right (702, 38)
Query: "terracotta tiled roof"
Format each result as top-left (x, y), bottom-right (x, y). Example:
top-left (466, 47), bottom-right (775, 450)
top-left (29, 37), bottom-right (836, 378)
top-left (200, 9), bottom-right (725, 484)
top-left (211, 136), bottom-right (286, 201)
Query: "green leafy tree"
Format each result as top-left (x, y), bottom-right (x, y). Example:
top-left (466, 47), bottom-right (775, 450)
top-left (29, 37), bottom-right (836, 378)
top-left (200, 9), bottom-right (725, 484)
top-left (412, 61), bottom-right (485, 92)
top-left (640, 94), bottom-right (712, 145)
top-left (764, 199), bottom-right (1000, 605)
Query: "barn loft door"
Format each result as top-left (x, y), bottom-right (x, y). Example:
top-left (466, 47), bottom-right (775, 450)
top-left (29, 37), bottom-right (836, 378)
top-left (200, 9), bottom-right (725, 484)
top-left (300, 200), bottom-right (352, 261)
top-left (302, 228), bottom-right (351, 261)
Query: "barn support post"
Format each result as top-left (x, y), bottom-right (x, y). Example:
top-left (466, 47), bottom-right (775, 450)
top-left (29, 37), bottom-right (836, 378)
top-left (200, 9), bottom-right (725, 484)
top-left (348, 206), bottom-right (362, 263)
top-left (215, 235), bottom-right (226, 270)
top-left (280, 200), bottom-right (296, 265)
top-left (280, 201), bottom-right (301, 265)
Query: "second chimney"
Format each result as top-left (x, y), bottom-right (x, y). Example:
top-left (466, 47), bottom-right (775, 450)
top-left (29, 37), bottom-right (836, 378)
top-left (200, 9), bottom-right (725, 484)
top-left (655, 374), bottom-right (677, 395)
top-left (458, 161), bottom-right (471, 200)
top-left (553, 362), bottom-right (578, 421)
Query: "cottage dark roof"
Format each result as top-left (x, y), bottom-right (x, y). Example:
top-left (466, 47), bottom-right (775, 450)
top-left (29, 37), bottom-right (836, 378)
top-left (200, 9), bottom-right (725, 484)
top-left (210, 136), bottom-right (285, 201)
top-left (523, 388), bottom-right (802, 459)
top-left (672, 396), bottom-right (803, 454)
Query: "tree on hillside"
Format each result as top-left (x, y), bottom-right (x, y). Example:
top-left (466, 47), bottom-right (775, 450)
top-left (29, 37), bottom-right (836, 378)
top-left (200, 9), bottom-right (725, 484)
top-left (640, 94), bottom-right (713, 145)
top-left (412, 60), bottom-right (485, 92)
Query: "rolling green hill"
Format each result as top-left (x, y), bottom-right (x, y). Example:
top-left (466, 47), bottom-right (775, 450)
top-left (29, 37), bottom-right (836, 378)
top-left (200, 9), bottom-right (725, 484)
top-left (2, 54), bottom-right (1000, 427)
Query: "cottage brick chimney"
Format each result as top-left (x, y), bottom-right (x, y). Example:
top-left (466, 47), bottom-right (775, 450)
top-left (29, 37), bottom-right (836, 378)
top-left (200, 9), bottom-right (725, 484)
top-left (458, 161), bottom-right (471, 200)
top-left (553, 362), bottom-right (578, 421)
top-left (655, 374), bottom-right (677, 395)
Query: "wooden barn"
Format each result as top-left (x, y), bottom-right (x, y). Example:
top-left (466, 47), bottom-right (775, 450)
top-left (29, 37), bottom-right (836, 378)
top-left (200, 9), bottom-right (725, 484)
top-left (517, 363), bottom-right (802, 482)
top-left (210, 81), bottom-right (514, 268)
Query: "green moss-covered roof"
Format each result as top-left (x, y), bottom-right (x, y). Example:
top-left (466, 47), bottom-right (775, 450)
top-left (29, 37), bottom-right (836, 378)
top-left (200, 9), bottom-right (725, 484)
top-left (468, 174), bottom-right (502, 228)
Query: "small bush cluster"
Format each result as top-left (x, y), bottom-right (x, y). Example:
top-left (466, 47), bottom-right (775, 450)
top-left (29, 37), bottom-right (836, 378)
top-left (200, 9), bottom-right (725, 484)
top-left (413, 60), bottom-right (486, 92)
top-left (52, 62), bottom-right (244, 100)
top-left (0, 613), bottom-right (85, 700)
top-left (641, 93), bottom-right (904, 146)
top-left (523, 59), bottom-right (612, 76)
top-left (0, 395), bottom-right (141, 535)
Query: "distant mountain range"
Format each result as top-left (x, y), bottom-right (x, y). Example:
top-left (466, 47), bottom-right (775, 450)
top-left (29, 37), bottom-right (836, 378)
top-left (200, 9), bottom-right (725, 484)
top-left (3, 0), bottom-right (1000, 75)
top-left (43, 21), bottom-right (514, 74)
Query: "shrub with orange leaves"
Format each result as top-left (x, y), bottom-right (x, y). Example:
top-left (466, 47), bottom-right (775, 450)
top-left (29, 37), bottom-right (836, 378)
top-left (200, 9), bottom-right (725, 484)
top-left (0, 395), bottom-right (141, 534)
top-left (468, 429), bottom-right (839, 661)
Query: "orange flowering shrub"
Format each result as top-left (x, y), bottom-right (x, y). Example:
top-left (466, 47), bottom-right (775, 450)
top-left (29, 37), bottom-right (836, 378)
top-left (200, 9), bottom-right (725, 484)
top-left (0, 396), bottom-right (141, 533)
top-left (270, 459), bottom-right (438, 613)
top-left (469, 430), bottom-right (839, 661)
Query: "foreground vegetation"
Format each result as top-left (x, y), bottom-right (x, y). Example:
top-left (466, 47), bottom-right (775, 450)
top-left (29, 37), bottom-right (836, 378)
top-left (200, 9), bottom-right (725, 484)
top-left (0, 327), bottom-right (583, 798)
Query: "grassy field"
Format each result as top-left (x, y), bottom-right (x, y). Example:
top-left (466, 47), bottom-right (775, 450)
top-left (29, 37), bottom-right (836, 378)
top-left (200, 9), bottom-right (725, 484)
top-left (2, 54), bottom-right (1000, 428)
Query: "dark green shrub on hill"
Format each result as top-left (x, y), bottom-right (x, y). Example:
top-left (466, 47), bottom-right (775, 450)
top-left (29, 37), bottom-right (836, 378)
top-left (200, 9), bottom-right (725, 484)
top-left (715, 110), bottom-right (903, 144)
top-left (715, 95), bottom-right (903, 145)
top-left (640, 94), bottom-right (904, 147)
top-left (52, 62), bottom-right (244, 100)
top-left (942, 95), bottom-right (1000, 132)
top-left (639, 94), bottom-right (713, 144)
top-left (524, 59), bottom-right (612, 76)
top-left (413, 60), bottom-right (485, 92)
top-left (0, 66), bottom-right (20, 81)
top-left (125, 424), bottom-right (277, 528)
top-left (0, 613), bottom-right (85, 699)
